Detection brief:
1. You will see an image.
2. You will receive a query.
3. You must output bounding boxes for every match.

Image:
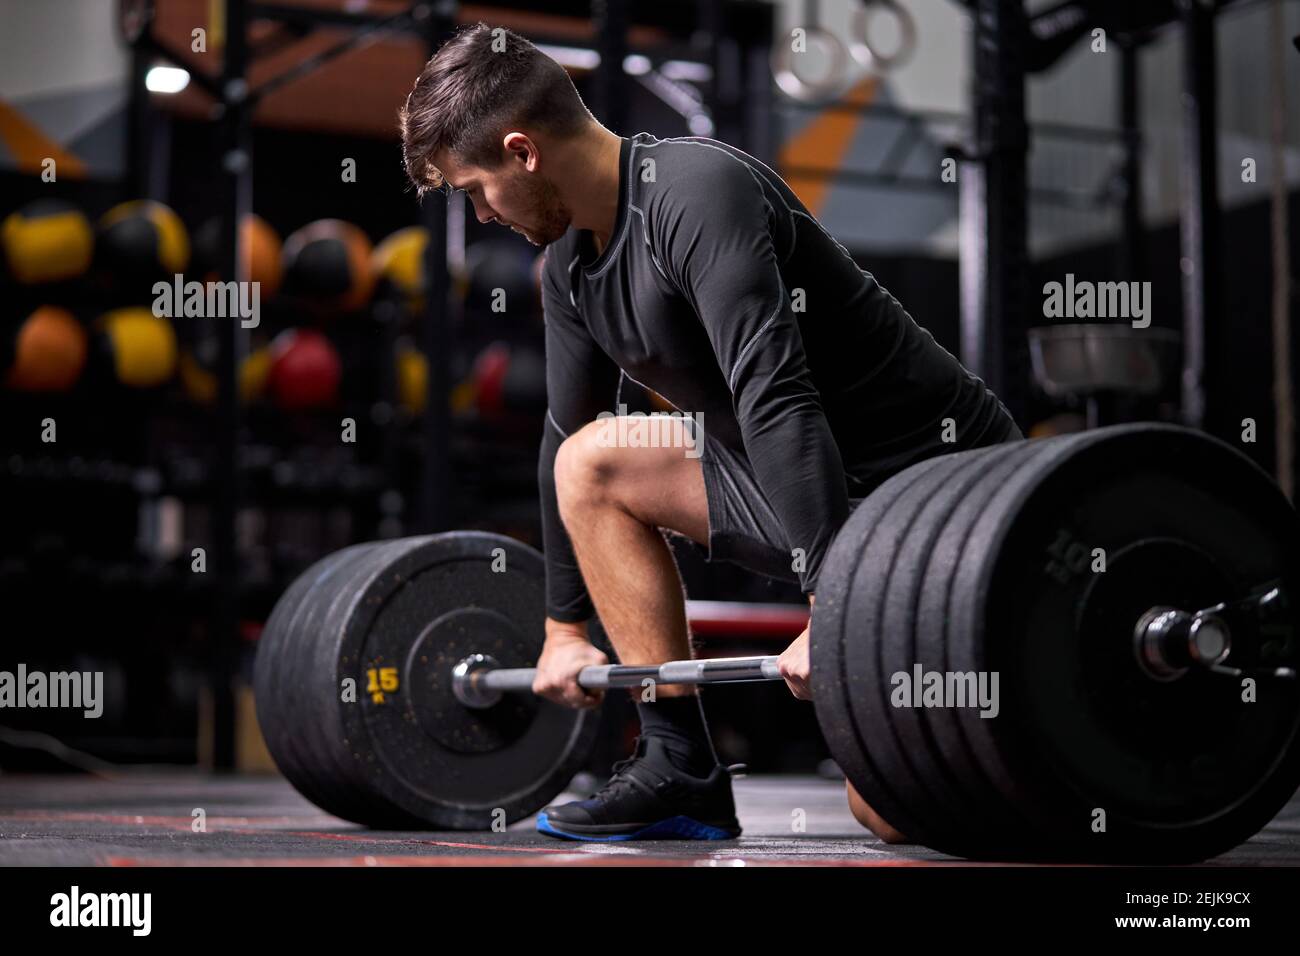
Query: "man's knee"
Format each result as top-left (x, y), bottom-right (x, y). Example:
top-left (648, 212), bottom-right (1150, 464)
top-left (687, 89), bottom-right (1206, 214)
top-left (554, 421), bottom-right (620, 518)
top-left (846, 779), bottom-right (909, 844)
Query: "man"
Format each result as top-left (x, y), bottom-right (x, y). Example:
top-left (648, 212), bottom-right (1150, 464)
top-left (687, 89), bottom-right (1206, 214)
top-left (400, 24), bottom-right (1020, 843)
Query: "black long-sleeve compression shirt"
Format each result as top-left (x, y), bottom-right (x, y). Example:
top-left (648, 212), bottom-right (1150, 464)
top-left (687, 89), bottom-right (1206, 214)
top-left (539, 133), bottom-right (1009, 623)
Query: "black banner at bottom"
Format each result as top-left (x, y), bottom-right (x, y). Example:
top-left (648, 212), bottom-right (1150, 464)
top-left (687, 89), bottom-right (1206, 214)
top-left (0, 864), bottom-right (1292, 941)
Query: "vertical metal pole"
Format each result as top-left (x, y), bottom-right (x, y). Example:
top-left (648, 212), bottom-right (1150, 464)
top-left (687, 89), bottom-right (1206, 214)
top-left (1117, 36), bottom-right (1146, 283)
top-left (743, 5), bottom-right (776, 162)
top-left (592, 0), bottom-right (629, 132)
top-left (702, 0), bottom-right (740, 147)
top-left (1268, 0), bottom-right (1292, 497)
top-left (959, 0), bottom-right (1029, 423)
top-left (1177, 0), bottom-right (1222, 431)
top-left (415, 8), bottom-right (456, 534)
top-left (127, 39), bottom-right (153, 199)
top-left (700, 0), bottom-right (723, 123)
top-left (210, 0), bottom-right (252, 768)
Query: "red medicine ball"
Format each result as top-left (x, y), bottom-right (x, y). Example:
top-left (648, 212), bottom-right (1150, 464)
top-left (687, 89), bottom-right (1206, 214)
top-left (268, 328), bottom-right (341, 409)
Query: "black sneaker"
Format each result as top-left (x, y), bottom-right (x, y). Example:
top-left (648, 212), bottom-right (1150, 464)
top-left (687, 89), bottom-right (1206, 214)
top-left (537, 734), bottom-right (743, 841)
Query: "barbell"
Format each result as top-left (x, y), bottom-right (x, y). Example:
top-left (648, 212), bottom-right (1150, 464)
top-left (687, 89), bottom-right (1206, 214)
top-left (450, 655), bottom-right (784, 709)
top-left (253, 423), bottom-right (1300, 860)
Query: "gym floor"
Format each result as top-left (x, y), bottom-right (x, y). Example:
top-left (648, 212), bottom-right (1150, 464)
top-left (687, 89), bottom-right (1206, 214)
top-left (4, 773), bottom-right (1299, 867)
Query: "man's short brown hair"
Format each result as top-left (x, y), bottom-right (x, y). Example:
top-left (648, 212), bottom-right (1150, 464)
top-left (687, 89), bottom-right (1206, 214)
top-left (399, 23), bottom-right (593, 195)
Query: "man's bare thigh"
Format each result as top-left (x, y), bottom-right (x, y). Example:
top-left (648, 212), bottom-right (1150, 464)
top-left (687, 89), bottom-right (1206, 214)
top-left (595, 415), bottom-right (710, 545)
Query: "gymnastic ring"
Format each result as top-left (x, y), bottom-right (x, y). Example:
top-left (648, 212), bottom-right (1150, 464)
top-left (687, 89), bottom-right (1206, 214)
top-left (848, 0), bottom-right (918, 73)
top-left (771, 25), bottom-right (852, 104)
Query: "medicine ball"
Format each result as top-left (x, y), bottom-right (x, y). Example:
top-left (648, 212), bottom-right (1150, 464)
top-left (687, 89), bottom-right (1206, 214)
top-left (268, 328), bottom-right (342, 409)
top-left (97, 199), bottom-right (190, 281)
top-left (372, 226), bottom-right (428, 313)
top-left (94, 307), bottom-right (179, 388)
top-left (471, 340), bottom-right (547, 417)
top-left (282, 219), bottom-right (375, 312)
top-left (463, 240), bottom-right (537, 316)
top-left (471, 341), bottom-right (510, 414)
top-left (1, 200), bottom-right (95, 285)
top-left (4, 306), bottom-right (88, 391)
top-left (193, 214), bottom-right (284, 297)
top-left (396, 344), bottom-right (427, 415)
top-left (501, 342), bottom-right (547, 413)
top-left (178, 338), bottom-right (273, 405)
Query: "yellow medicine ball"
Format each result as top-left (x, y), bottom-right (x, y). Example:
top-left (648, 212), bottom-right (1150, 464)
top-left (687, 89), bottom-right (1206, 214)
top-left (96, 307), bottom-right (179, 388)
top-left (372, 226), bottom-right (428, 312)
top-left (1, 200), bottom-right (95, 284)
top-left (179, 343), bottom-right (272, 404)
top-left (396, 345), bottom-right (428, 414)
top-left (97, 199), bottom-right (190, 278)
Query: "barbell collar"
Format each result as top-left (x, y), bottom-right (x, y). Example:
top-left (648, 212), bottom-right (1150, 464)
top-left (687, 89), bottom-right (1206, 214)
top-left (1134, 607), bottom-right (1232, 681)
top-left (450, 654), bottom-right (504, 709)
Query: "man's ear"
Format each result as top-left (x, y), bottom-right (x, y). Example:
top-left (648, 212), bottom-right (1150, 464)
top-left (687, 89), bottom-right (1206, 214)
top-left (503, 132), bottom-right (538, 169)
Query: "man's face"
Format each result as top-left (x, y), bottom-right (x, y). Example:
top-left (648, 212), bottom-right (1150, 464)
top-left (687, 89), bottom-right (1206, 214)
top-left (435, 146), bottom-right (571, 247)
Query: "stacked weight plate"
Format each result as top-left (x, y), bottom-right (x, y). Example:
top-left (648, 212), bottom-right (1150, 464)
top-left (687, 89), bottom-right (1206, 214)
top-left (256, 542), bottom-right (392, 825)
top-left (255, 531), bottom-right (600, 829)
top-left (813, 423), bottom-right (1300, 862)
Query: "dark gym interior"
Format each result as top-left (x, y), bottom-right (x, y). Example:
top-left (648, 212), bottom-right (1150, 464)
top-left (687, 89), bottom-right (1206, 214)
top-left (2, 0), bottom-right (1300, 912)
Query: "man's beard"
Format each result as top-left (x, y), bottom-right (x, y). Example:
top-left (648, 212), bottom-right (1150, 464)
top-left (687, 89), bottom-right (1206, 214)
top-left (516, 178), bottom-right (570, 246)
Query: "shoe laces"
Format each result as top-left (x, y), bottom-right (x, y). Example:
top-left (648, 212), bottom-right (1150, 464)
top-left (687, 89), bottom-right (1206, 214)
top-left (609, 733), bottom-right (652, 774)
top-left (594, 735), bottom-right (655, 800)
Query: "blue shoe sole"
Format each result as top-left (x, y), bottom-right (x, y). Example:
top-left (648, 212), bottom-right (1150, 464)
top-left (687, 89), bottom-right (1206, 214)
top-left (537, 811), bottom-right (739, 842)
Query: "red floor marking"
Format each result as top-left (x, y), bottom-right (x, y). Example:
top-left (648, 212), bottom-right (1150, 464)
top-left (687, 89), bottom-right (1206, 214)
top-left (4, 810), bottom-right (1010, 865)
top-left (3, 811), bottom-right (558, 850)
top-left (2, 811), bottom-right (596, 854)
top-left (2, 812), bottom-right (541, 849)
top-left (4, 810), bottom-right (324, 827)
top-left (277, 830), bottom-right (564, 852)
top-left (105, 854), bottom-right (965, 868)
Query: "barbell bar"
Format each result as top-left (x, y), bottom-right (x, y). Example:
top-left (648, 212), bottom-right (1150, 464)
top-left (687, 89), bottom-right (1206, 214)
top-left (452, 654), bottom-right (784, 708)
top-left (452, 590), bottom-right (1281, 708)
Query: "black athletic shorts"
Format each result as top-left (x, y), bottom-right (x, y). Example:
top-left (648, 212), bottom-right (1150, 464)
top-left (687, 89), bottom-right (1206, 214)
top-left (687, 415), bottom-right (1025, 585)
